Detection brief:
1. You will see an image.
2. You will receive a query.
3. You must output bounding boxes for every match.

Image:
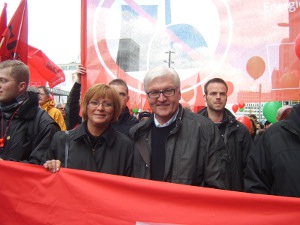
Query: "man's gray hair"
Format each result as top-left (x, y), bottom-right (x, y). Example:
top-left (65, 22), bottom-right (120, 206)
top-left (143, 66), bottom-right (180, 91)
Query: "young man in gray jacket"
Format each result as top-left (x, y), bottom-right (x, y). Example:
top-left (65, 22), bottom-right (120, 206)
top-left (198, 78), bottom-right (254, 191)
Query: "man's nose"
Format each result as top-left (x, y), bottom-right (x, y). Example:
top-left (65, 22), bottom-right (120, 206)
top-left (157, 92), bottom-right (166, 101)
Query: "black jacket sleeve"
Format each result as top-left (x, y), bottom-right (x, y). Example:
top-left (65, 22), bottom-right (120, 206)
top-left (66, 82), bottom-right (82, 130)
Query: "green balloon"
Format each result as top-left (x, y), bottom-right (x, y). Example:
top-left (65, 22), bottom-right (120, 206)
top-left (239, 107), bottom-right (244, 112)
top-left (263, 101), bottom-right (282, 123)
top-left (132, 108), bottom-right (139, 114)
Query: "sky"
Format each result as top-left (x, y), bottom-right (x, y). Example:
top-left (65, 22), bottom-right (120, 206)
top-left (0, 0), bottom-right (81, 65)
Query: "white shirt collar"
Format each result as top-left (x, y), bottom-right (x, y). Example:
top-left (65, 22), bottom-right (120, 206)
top-left (154, 108), bottom-right (179, 127)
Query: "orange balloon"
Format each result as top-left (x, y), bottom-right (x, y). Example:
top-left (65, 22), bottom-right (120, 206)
top-left (226, 81), bottom-right (234, 96)
top-left (181, 86), bottom-right (194, 102)
top-left (246, 56), bottom-right (266, 80)
top-left (280, 70), bottom-right (300, 88)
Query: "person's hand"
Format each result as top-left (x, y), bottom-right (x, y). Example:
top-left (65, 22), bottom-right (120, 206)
top-left (73, 64), bottom-right (86, 84)
top-left (43, 160), bottom-right (61, 173)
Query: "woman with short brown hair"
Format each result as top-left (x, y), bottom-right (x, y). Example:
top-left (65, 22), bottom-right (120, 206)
top-left (43, 84), bottom-right (133, 176)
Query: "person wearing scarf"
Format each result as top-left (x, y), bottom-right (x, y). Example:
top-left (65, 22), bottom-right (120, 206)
top-left (0, 60), bottom-right (60, 164)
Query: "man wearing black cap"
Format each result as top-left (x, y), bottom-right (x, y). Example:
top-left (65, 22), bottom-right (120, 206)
top-left (138, 111), bottom-right (151, 121)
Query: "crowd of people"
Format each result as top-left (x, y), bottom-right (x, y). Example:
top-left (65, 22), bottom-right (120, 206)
top-left (0, 60), bottom-right (299, 198)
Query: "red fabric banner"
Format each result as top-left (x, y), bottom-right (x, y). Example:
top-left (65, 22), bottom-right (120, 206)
top-left (1, 160), bottom-right (300, 225)
top-left (28, 45), bottom-right (65, 88)
top-left (82, 1), bottom-right (300, 110)
top-left (0, 0), bottom-right (27, 63)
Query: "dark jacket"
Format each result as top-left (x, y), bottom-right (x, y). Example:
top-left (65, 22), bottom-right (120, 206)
top-left (129, 105), bottom-right (227, 189)
top-left (198, 107), bottom-right (253, 191)
top-left (66, 82), bottom-right (82, 130)
top-left (112, 106), bottom-right (139, 136)
top-left (244, 103), bottom-right (300, 197)
top-left (0, 91), bottom-right (60, 164)
top-left (44, 121), bottom-right (133, 176)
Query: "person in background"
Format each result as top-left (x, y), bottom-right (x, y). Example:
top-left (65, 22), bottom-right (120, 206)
top-left (109, 79), bottom-right (139, 136)
top-left (0, 60), bottom-right (60, 164)
top-left (248, 114), bottom-right (258, 140)
top-left (244, 103), bottom-right (300, 197)
top-left (56, 103), bottom-right (66, 120)
top-left (138, 111), bottom-right (151, 122)
top-left (249, 117), bottom-right (257, 141)
top-left (65, 65), bottom-right (85, 130)
top-left (129, 66), bottom-right (227, 189)
top-left (264, 120), bottom-right (272, 129)
top-left (44, 84), bottom-right (134, 175)
top-left (38, 86), bottom-right (67, 131)
top-left (253, 121), bottom-right (265, 144)
top-left (198, 78), bottom-right (253, 191)
top-left (256, 121), bottom-right (265, 134)
top-left (248, 114), bottom-right (257, 123)
top-left (276, 105), bottom-right (293, 122)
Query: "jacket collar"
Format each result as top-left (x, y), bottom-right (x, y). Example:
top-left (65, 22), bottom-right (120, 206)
top-left (133, 104), bottom-right (184, 139)
top-left (41, 100), bottom-right (55, 112)
top-left (74, 121), bottom-right (116, 147)
top-left (118, 106), bottom-right (131, 123)
top-left (1, 91), bottom-right (39, 120)
top-left (198, 107), bottom-right (236, 124)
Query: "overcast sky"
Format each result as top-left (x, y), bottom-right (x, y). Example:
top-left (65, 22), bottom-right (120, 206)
top-left (0, 0), bottom-right (81, 64)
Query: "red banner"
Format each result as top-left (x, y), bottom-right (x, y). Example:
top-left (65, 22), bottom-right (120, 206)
top-left (82, 1), bottom-right (300, 111)
top-left (0, 0), bottom-right (27, 63)
top-left (0, 160), bottom-right (300, 225)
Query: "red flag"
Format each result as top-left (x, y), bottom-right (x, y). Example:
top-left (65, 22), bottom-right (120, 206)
top-left (0, 3), bottom-right (7, 58)
top-left (1, 160), bottom-right (300, 225)
top-left (28, 45), bottom-right (65, 88)
top-left (0, 0), bottom-right (28, 63)
top-left (0, 3), bottom-right (7, 36)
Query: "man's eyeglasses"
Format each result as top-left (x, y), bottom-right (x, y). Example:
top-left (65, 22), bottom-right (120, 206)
top-left (58, 107), bottom-right (66, 110)
top-left (89, 100), bottom-right (114, 108)
top-left (146, 88), bottom-right (177, 99)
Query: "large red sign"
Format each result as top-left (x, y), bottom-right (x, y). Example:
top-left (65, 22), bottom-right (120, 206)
top-left (82, 0), bottom-right (300, 109)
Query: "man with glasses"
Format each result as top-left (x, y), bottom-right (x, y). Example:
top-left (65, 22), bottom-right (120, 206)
top-left (38, 86), bottom-right (67, 131)
top-left (56, 103), bottom-right (66, 119)
top-left (129, 66), bottom-right (227, 189)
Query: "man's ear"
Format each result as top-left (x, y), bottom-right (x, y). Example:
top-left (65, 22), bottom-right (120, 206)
top-left (203, 94), bottom-right (207, 103)
top-left (126, 95), bottom-right (130, 103)
top-left (18, 82), bottom-right (27, 92)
